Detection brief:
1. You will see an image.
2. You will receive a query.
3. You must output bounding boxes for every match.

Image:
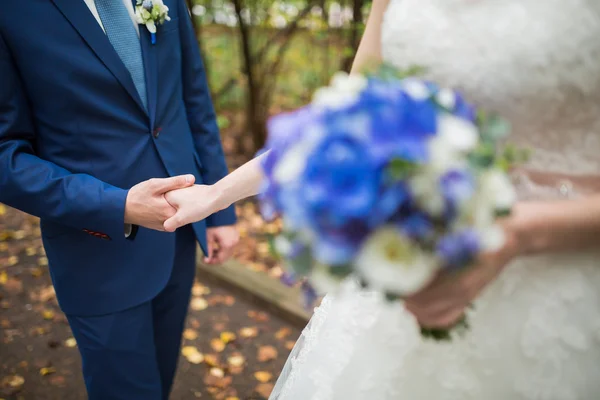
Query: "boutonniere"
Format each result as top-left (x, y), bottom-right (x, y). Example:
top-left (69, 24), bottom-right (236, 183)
top-left (135, 0), bottom-right (171, 45)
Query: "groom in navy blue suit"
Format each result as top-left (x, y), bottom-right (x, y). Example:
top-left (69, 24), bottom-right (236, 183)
top-left (0, 1), bottom-right (238, 398)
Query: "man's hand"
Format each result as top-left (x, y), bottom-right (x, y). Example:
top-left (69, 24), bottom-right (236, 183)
top-left (204, 226), bottom-right (239, 265)
top-left (124, 175), bottom-right (195, 231)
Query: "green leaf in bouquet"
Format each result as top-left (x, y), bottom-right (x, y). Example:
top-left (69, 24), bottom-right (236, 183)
top-left (384, 292), bottom-right (401, 302)
top-left (285, 245), bottom-right (314, 277)
top-left (328, 263), bottom-right (354, 279)
top-left (267, 235), bottom-right (282, 260)
top-left (365, 62), bottom-right (428, 81)
top-left (495, 208), bottom-right (512, 218)
top-left (502, 145), bottom-right (531, 165)
top-left (479, 114), bottom-right (511, 143)
top-left (387, 158), bottom-right (418, 180)
top-left (467, 143), bottom-right (496, 169)
top-left (420, 315), bottom-right (470, 342)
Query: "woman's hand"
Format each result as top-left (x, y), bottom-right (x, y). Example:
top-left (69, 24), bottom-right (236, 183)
top-left (404, 222), bottom-right (521, 329)
top-left (163, 184), bottom-right (225, 232)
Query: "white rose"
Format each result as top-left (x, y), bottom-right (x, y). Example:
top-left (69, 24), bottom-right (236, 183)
top-left (427, 134), bottom-right (466, 172)
top-left (402, 78), bottom-right (430, 101)
top-left (310, 263), bottom-right (344, 295)
top-left (330, 71), bottom-right (367, 94)
top-left (355, 227), bottom-right (439, 296)
top-left (437, 114), bottom-right (479, 153)
top-left (272, 135), bottom-right (320, 185)
top-left (436, 88), bottom-right (456, 110)
top-left (480, 169), bottom-right (517, 211)
top-left (312, 72), bottom-right (367, 111)
top-left (409, 172), bottom-right (446, 217)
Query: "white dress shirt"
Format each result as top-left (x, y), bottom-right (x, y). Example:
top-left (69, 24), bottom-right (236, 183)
top-left (83, 0), bottom-right (140, 36)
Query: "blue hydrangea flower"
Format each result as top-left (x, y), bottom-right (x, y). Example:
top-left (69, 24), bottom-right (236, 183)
top-left (436, 230), bottom-right (480, 269)
top-left (302, 135), bottom-right (379, 227)
top-left (440, 169), bottom-right (476, 220)
top-left (400, 213), bottom-right (434, 241)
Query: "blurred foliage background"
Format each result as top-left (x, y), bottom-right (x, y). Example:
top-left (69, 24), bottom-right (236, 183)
top-left (185, 0), bottom-right (372, 157)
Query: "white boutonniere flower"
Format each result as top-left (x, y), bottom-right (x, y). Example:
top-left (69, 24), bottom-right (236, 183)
top-left (135, 0), bottom-right (171, 44)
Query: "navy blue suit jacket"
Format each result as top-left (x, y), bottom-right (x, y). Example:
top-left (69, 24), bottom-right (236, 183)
top-left (0, 0), bottom-right (236, 316)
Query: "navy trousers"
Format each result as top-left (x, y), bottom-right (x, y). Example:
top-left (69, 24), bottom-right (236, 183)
top-left (67, 226), bottom-right (197, 400)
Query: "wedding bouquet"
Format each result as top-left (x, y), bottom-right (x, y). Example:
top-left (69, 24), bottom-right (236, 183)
top-left (259, 67), bottom-right (526, 339)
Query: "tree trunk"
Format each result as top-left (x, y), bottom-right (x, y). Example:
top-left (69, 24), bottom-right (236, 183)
top-left (185, 0), bottom-right (212, 89)
top-left (342, 0), bottom-right (364, 72)
top-left (232, 0), bottom-right (263, 154)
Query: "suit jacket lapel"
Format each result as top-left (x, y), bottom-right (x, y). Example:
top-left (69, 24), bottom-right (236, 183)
top-left (51, 0), bottom-right (148, 117)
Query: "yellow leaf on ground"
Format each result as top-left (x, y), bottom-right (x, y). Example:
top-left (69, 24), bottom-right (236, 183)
top-left (0, 271), bottom-right (7, 285)
top-left (1, 374), bottom-right (25, 388)
top-left (257, 346), bottom-right (278, 362)
top-left (187, 352), bottom-right (205, 365)
top-left (209, 367), bottom-right (224, 378)
top-left (203, 374), bottom-right (231, 389)
top-left (8, 256), bottom-right (18, 266)
top-left (183, 329), bottom-right (198, 340)
top-left (275, 327), bottom-right (292, 340)
top-left (285, 340), bottom-right (296, 350)
top-left (239, 326), bottom-right (258, 338)
top-left (38, 257), bottom-right (48, 266)
top-left (254, 371), bottom-right (273, 383)
top-left (182, 346), bottom-right (198, 356)
top-left (30, 268), bottom-right (43, 278)
top-left (192, 283), bottom-right (211, 296)
top-left (227, 353), bottom-right (246, 368)
top-left (190, 297), bottom-right (208, 311)
top-left (181, 346), bottom-right (204, 364)
top-left (203, 354), bottom-right (219, 367)
top-left (40, 367), bottom-right (56, 376)
top-left (223, 295), bottom-right (235, 306)
top-left (64, 338), bottom-right (77, 348)
top-left (255, 383), bottom-right (275, 398)
top-left (42, 310), bottom-right (55, 320)
top-left (210, 338), bottom-right (226, 352)
top-left (220, 331), bottom-right (236, 344)
top-left (0, 204), bottom-right (5, 216)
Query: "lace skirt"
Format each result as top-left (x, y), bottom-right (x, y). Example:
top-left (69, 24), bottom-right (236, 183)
top-left (270, 251), bottom-right (600, 400)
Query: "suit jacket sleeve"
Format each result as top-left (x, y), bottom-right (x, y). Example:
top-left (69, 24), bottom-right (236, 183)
top-left (178, 0), bottom-right (237, 228)
top-left (0, 30), bottom-right (129, 240)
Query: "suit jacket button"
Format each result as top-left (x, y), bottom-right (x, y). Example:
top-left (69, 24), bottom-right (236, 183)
top-left (152, 127), bottom-right (161, 138)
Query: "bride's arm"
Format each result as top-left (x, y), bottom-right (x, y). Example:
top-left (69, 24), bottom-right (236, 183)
top-left (212, 151), bottom-right (269, 210)
top-left (163, 152), bottom-right (268, 231)
top-left (350, 0), bottom-right (390, 74)
top-left (511, 193), bottom-right (600, 255)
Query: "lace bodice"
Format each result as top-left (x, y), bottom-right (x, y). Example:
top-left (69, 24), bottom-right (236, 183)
top-left (382, 0), bottom-right (600, 179)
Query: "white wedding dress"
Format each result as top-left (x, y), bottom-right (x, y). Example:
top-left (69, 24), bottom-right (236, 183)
top-left (269, 1), bottom-right (600, 399)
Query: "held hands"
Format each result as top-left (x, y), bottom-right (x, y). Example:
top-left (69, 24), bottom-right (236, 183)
top-left (164, 184), bottom-right (239, 264)
top-left (163, 184), bottom-right (225, 232)
top-left (404, 222), bottom-right (521, 329)
top-left (124, 175), bottom-right (195, 231)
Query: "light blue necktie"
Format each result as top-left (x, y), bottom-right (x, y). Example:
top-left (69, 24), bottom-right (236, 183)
top-left (94, 0), bottom-right (148, 110)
